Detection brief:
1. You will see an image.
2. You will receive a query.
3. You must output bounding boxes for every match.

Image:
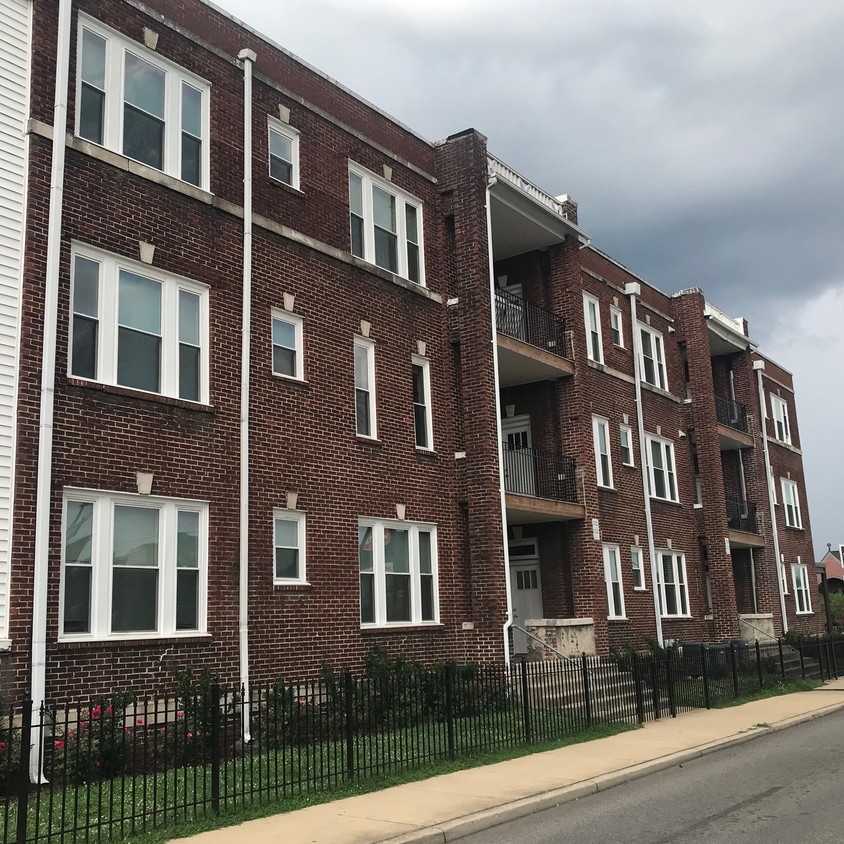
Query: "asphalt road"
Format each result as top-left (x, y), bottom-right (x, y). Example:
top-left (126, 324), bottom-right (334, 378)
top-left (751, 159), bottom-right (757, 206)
top-left (460, 708), bottom-right (844, 844)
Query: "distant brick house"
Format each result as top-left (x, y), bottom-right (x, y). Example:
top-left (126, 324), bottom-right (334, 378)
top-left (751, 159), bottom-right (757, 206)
top-left (817, 546), bottom-right (844, 593)
top-left (0, 0), bottom-right (822, 706)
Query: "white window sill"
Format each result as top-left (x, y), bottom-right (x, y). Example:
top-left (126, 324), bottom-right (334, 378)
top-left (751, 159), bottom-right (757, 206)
top-left (360, 622), bottom-right (442, 631)
top-left (633, 586), bottom-right (648, 592)
top-left (356, 434), bottom-right (381, 444)
top-left (785, 524), bottom-right (804, 531)
top-left (796, 610), bottom-right (814, 616)
top-left (272, 373), bottom-right (308, 385)
top-left (58, 632), bottom-right (212, 645)
top-left (269, 176), bottom-right (304, 195)
top-left (0, 638), bottom-right (11, 651)
top-left (415, 446), bottom-right (436, 455)
top-left (661, 615), bottom-right (693, 620)
top-left (693, 503), bottom-right (704, 510)
top-left (621, 462), bottom-right (635, 468)
top-left (608, 616), bottom-right (629, 622)
top-left (597, 484), bottom-right (616, 491)
top-left (273, 580), bottom-right (311, 588)
top-left (651, 496), bottom-right (681, 506)
top-left (68, 376), bottom-right (213, 411)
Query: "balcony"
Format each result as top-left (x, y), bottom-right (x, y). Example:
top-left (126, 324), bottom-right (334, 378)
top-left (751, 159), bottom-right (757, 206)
top-left (715, 396), bottom-right (754, 450)
top-left (726, 497), bottom-right (765, 549)
top-left (495, 289), bottom-right (575, 386)
top-left (502, 446), bottom-right (585, 523)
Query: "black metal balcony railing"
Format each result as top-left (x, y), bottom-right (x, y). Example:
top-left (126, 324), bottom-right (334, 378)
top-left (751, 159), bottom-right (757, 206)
top-left (502, 445), bottom-right (578, 504)
top-left (726, 497), bottom-right (758, 534)
top-left (715, 396), bottom-right (748, 432)
top-left (495, 289), bottom-right (568, 359)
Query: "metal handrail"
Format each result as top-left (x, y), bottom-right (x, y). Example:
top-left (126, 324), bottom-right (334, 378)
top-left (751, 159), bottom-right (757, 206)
top-left (511, 624), bottom-right (582, 669)
top-left (715, 395), bottom-right (748, 432)
top-left (726, 496), bottom-right (758, 533)
top-left (502, 445), bottom-right (578, 503)
top-left (494, 289), bottom-right (569, 358)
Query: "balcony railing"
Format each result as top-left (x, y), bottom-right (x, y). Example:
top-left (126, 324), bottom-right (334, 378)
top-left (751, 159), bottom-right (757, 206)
top-left (502, 446), bottom-right (578, 503)
top-left (495, 289), bottom-right (568, 359)
top-left (726, 497), bottom-right (758, 534)
top-left (715, 396), bottom-right (748, 432)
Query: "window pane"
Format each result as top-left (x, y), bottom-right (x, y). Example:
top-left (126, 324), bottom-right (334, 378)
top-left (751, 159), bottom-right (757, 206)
top-left (275, 518), bottom-right (298, 548)
top-left (269, 130), bottom-right (292, 162)
top-left (124, 53), bottom-right (165, 117)
top-left (414, 405), bottom-right (428, 448)
top-left (181, 83), bottom-right (202, 138)
top-left (384, 529), bottom-right (409, 573)
top-left (412, 364), bottom-right (425, 403)
top-left (181, 134), bottom-right (201, 186)
top-left (179, 344), bottom-right (200, 401)
top-left (272, 319), bottom-right (295, 349)
top-left (374, 227), bottom-right (398, 272)
top-left (179, 290), bottom-right (200, 345)
top-left (419, 531), bottom-right (432, 574)
top-left (349, 172), bottom-right (363, 216)
top-left (405, 205), bottom-right (418, 243)
top-left (113, 505), bottom-right (159, 567)
top-left (360, 572), bottom-right (374, 623)
top-left (72, 315), bottom-right (98, 379)
top-left (119, 271), bottom-right (161, 334)
top-left (73, 257), bottom-right (99, 317)
top-left (123, 105), bottom-right (164, 169)
top-left (275, 547), bottom-right (299, 580)
top-left (66, 501), bottom-right (93, 563)
top-left (118, 327), bottom-right (161, 392)
top-left (356, 390), bottom-right (371, 436)
top-left (420, 574), bottom-right (434, 621)
top-left (176, 569), bottom-right (198, 630)
top-left (112, 568), bottom-right (158, 632)
top-left (270, 156), bottom-right (293, 184)
top-left (354, 344), bottom-right (369, 390)
top-left (273, 346), bottom-right (295, 377)
top-left (372, 186), bottom-right (396, 233)
top-left (81, 29), bottom-right (106, 87)
top-left (177, 511), bottom-right (199, 569)
top-left (79, 85), bottom-right (105, 145)
top-left (358, 526), bottom-right (373, 572)
top-left (407, 243), bottom-right (420, 283)
top-left (351, 215), bottom-right (364, 258)
top-left (63, 566), bottom-right (92, 634)
top-left (386, 574), bottom-right (410, 622)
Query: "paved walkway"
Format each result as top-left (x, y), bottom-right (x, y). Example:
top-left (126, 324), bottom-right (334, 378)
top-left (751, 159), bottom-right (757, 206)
top-left (172, 679), bottom-right (844, 844)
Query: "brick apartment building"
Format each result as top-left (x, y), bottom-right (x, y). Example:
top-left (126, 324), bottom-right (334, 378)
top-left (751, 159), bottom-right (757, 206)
top-left (0, 0), bottom-right (821, 704)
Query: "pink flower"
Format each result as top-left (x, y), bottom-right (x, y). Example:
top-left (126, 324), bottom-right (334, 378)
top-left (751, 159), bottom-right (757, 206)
top-left (95, 760), bottom-right (100, 768)
top-left (91, 706), bottom-right (101, 720)
top-left (106, 706), bottom-right (112, 714)
top-left (53, 740), bottom-right (64, 750)
top-left (123, 728), bottom-right (129, 735)
top-left (136, 718), bottom-right (143, 725)
top-left (160, 727), bottom-right (166, 733)
top-left (0, 741), bottom-right (6, 752)
top-left (79, 721), bottom-right (87, 729)
top-left (176, 711), bottom-right (184, 719)
top-left (187, 731), bottom-right (193, 739)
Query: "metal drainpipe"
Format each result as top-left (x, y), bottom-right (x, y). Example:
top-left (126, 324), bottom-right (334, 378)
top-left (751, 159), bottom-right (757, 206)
top-left (626, 284), bottom-right (664, 646)
top-left (29, 0), bottom-right (73, 784)
top-left (485, 176), bottom-right (514, 670)
top-left (755, 362), bottom-right (788, 634)
top-left (238, 48), bottom-right (256, 742)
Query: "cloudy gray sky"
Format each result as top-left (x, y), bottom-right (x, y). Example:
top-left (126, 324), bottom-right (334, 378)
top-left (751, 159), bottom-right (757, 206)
top-left (214, 0), bottom-right (843, 556)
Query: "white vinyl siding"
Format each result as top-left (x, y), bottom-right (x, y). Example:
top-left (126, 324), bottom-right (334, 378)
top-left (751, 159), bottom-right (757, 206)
top-left (0, 0), bottom-right (31, 642)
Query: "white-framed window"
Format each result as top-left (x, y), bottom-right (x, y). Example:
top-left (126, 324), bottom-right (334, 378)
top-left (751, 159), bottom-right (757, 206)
top-left (619, 424), bottom-right (634, 466)
top-left (60, 489), bottom-right (207, 640)
top-left (592, 416), bottom-right (613, 488)
top-left (780, 556), bottom-right (789, 594)
top-left (70, 246), bottom-right (209, 403)
top-left (780, 478), bottom-right (802, 528)
top-left (273, 510), bottom-right (306, 584)
top-left (603, 543), bottom-right (625, 619)
top-left (694, 476), bottom-right (703, 508)
top-left (271, 310), bottom-right (304, 381)
top-left (583, 294), bottom-right (603, 363)
top-left (359, 519), bottom-right (438, 626)
top-left (76, 16), bottom-right (210, 189)
top-left (792, 563), bottom-right (812, 614)
top-left (268, 118), bottom-right (300, 189)
top-left (638, 324), bottom-right (668, 391)
top-left (349, 163), bottom-right (424, 284)
top-left (412, 355), bottom-right (433, 450)
top-left (631, 546), bottom-right (646, 590)
top-left (655, 550), bottom-right (689, 617)
top-left (771, 394), bottom-right (792, 445)
top-left (646, 435), bottom-right (678, 502)
top-left (610, 307), bottom-right (624, 347)
top-left (354, 336), bottom-right (377, 438)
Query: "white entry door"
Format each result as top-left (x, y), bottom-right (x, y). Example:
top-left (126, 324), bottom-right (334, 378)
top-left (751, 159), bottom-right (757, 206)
top-left (511, 548), bottom-right (543, 654)
top-left (502, 416), bottom-right (535, 496)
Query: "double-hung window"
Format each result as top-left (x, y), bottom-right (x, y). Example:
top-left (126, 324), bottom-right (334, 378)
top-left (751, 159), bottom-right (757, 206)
top-left (655, 550), bottom-right (689, 617)
top-left (592, 416), bottom-right (613, 488)
top-left (268, 118), bottom-right (300, 189)
top-left (61, 490), bottom-right (207, 639)
top-left (631, 546), bottom-right (645, 590)
top-left (583, 294), bottom-right (603, 363)
top-left (638, 324), bottom-right (668, 390)
top-left (603, 544), bottom-right (625, 619)
top-left (619, 424), bottom-right (634, 466)
top-left (76, 16), bottom-right (210, 188)
top-left (792, 563), bottom-right (812, 614)
top-left (359, 520), bottom-right (438, 626)
top-left (646, 435), bottom-right (678, 502)
top-left (412, 356), bottom-right (433, 450)
top-left (349, 164), bottom-right (424, 284)
top-left (271, 310), bottom-right (304, 380)
top-left (273, 510), bottom-right (306, 583)
top-left (354, 336), bottom-right (376, 438)
top-left (70, 247), bottom-right (208, 403)
top-left (780, 478), bottom-right (802, 528)
top-left (610, 307), bottom-right (624, 347)
top-left (771, 395), bottom-right (792, 444)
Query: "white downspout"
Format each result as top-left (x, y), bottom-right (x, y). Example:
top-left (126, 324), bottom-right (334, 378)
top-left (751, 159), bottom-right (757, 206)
top-left (238, 48), bottom-right (256, 741)
top-left (485, 176), bottom-right (514, 670)
top-left (626, 284), bottom-right (664, 646)
top-left (754, 360), bottom-right (788, 634)
top-left (29, 0), bottom-right (72, 784)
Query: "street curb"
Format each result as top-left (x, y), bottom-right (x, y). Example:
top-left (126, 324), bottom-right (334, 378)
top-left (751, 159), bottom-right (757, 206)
top-left (378, 698), bottom-right (844, 844)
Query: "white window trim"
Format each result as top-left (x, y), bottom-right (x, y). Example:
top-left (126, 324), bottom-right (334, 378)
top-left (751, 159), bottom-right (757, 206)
top-left (631, 545), bottom-right (646, 591)
top-left (59, 488), bottom-right (209, 642)
top-left (655, 549), bottom-right (690, 618)
top-left (771, 394), bottom-right (792, 445)
top-left (69, 243), bottom-right (210, 403)
top-left (348, 162), bottom-right (425, 285)
top-left (780, 557), bottom-right (789, 594)
top-left (75, 15), bottom-right (211, 190)
top-left (592, 416), bottom-right (614, 489)
top-left (273, 509), bottom-right (307, 585)
top-left (646, 434), bottom-right (679, 503)
top-left (412, 354), bottom-right (434, 451)
top-left (619, 424), bottom-right (634, 467)
top-left (603, 543), bottom-right (626, 619)
top-left (354, 335), bottom-right (377, 439)
top-left (638, 323), bottom-right (668, 391)
top-left (359, 519), bottom-right (439, 628)
top-left (610, 306), bottom-right (624, 348)
top-left (267, 117), bottom-right (300, 190)
top-left (792, 563), bottom-right (812, 614)
top-left (780, 478), bottom-right (803, 529)
top-left (271, 309), bottom-right (305, 382)
top-left (583, 294), bottom-right (604, 364)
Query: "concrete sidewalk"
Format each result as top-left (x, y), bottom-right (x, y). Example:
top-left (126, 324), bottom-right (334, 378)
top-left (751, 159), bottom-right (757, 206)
top-left (171, 679), bottom-right (844, 844)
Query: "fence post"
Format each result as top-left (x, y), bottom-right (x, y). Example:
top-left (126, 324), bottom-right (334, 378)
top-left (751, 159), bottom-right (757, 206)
top-left (519, 658), bottom-right (532, 745)
top-left (344, 671), bottom-right (355, 778)
top-left (632, 652), bottom-right (645, 723)
top-left (729, 643), bottom-right (740, 698)
top-left (830, 638), bottom-right (838, 680)
top-left (817, 635), bottom-right (825, 681)
top-left (581, 653), bottom-right (592, 728)
top-left (799, 642), bottom-right (806, 679)
top-left (755, 641), bottom-right (763, 690)
top-left (778, 638), bottom-right (785, 681)
top-left (701, 646), bottom-right (711, 709)
top-left (16, 700), bottom-right (33, 844)
top-left (650, 657), bottom-right (661, 720)
top-left (445, 663), bottom-right (455, 760)
top-left (209, 684), bottom-right (221, 814)
top-left (666, 649), bottom-right (677, 718)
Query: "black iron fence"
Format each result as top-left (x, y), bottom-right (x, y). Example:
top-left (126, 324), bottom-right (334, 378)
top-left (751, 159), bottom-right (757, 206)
top-left (726, 497), bottom-right (759, 533)
top-left (0, 636), bottom-right (839, 843)
top-left (494, 289), bottom-right (569, 359)
top-left (715, 395), bottom-right (749, 432)
top-left (502, 446), bottom-right (578, 504)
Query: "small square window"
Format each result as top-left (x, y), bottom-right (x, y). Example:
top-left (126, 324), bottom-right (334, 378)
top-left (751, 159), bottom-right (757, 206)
top-left (610, 307), bottom-right (624, 347)
top-left (620, 424), bottom-right (634, 466)
top-left (631, 546), bottom-right (646, 590)
top-left (268, 118), bottom-right (300, 190)
top-left (271, 311), bottom-right (304, 381)
top-left (274, 510), bottom-right (306, 583)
